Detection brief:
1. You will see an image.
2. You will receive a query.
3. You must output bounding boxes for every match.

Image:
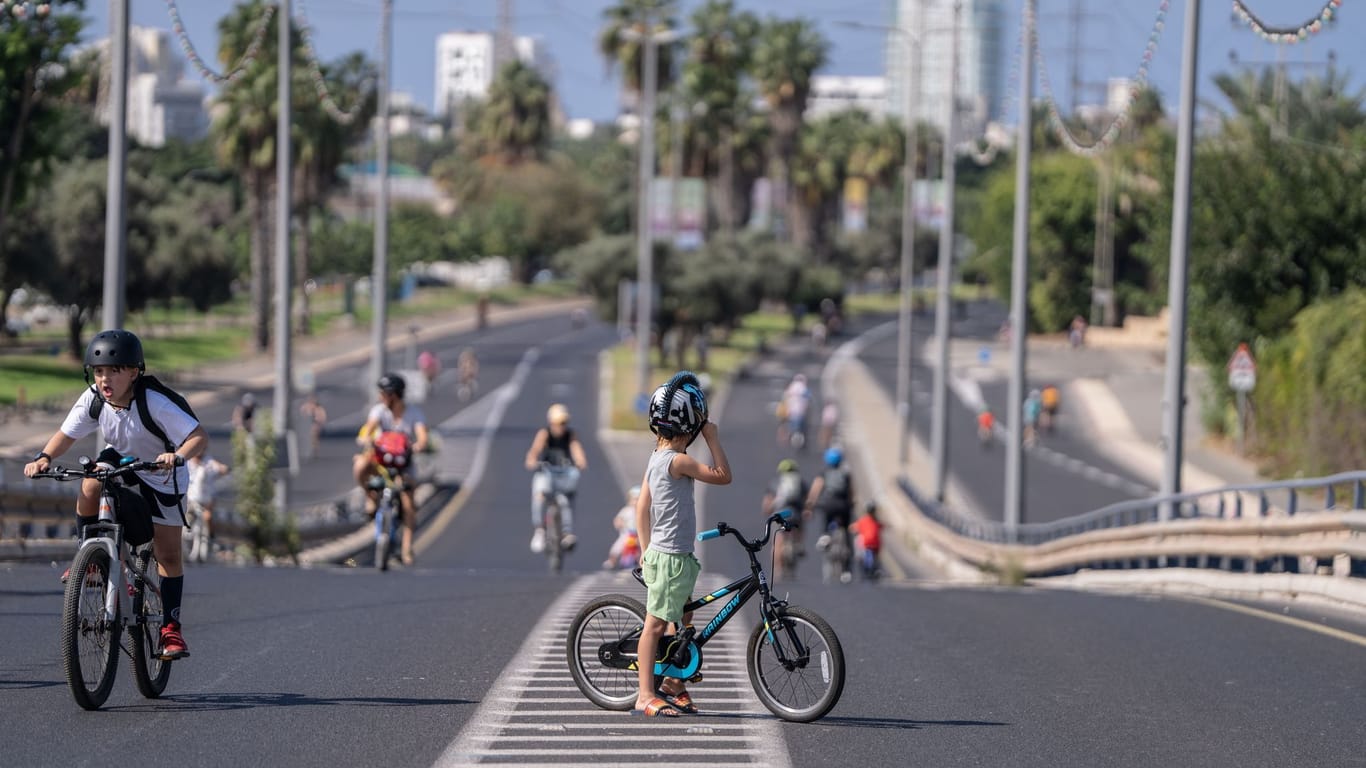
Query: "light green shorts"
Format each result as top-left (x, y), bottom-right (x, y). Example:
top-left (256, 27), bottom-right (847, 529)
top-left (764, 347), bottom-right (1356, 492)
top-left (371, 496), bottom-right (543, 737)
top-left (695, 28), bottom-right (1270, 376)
top-left (641, 548), bottom-right (700, 624)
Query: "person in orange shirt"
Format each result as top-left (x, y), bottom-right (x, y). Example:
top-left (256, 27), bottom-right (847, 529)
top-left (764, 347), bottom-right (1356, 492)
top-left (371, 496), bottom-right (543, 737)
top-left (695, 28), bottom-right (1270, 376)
top-left (976, 407), bottom-right (995, 448)
top-left (851, 502), bottom-right (882, 581)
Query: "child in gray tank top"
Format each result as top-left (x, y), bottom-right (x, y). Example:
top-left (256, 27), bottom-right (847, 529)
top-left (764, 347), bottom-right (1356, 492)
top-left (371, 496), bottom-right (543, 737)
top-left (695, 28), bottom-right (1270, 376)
top-left (632, 374), bottom-right (732, 718)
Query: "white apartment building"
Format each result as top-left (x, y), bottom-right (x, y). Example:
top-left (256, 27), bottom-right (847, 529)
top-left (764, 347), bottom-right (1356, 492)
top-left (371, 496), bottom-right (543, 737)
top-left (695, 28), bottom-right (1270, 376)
top-left (94, 26), bottom-right (208, 147)
top-left (434, 31), bottom-right (548, 117)
top-left (806, 75), bottom-right (889, 120)
top-left (887, 0), bottom-right (1006, 141)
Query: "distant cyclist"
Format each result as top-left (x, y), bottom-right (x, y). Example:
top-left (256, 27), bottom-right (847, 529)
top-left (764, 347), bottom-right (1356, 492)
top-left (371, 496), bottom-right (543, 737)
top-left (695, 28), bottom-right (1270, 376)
top-left (976, 407), bottom-right (995, 448)
top-left (524, 403), bottom-right (588, 553)
top-left (777, 374), bottom-right (812, 450)
top-left (456, 347), bottom-right (479, 403)
top-left (1040, 384), bottom-right (1060, 434)
top-left (809, 447), bottom-right (855, 583)
top-left (762, 458), bottom-right (808, 579)
top-left (354, 372), bottom-right (429, 566)
top-left (1023, 389), bottom-right (1043, 446)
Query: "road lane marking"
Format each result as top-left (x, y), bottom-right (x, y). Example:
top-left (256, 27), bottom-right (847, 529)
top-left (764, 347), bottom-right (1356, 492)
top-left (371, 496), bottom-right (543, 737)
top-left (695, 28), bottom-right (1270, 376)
top-left (434, 572), bottom-right (793, 768)
top-left (1182, 594), bottom-right (1366, 649)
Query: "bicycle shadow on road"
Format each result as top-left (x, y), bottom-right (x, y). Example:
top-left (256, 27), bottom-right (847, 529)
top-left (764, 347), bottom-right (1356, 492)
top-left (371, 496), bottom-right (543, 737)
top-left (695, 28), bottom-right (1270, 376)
top-left (701, 712), bottom-right (1008, 730)
top-left (105, 691), bottom-right (477, 713)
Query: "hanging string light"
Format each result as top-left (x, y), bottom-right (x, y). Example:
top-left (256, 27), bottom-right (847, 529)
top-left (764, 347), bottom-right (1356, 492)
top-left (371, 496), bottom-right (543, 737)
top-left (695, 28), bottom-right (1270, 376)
top-left (162, 0), bottom-right (276, 84)
top-left (1032, 0), bottom-right (1170, 157)
top-left (295, 0), bottom-right (375, 125)
top-left (1231, 0), bottom-right (1343, 44)
top-left (967, 15), bottom-right (1024, 166)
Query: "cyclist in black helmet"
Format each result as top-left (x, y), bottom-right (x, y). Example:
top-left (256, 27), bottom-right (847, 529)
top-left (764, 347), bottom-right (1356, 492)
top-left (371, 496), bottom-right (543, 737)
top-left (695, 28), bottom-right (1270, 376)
top-left (354, 372), bottom-right (429, 565)
top-left (24, 329), bottom-right (207, 661)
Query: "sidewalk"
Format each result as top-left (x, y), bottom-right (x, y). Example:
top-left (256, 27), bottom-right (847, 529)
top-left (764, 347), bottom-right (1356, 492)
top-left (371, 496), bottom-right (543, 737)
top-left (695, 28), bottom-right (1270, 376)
top-left (0, 297), bottom-right (587, 463)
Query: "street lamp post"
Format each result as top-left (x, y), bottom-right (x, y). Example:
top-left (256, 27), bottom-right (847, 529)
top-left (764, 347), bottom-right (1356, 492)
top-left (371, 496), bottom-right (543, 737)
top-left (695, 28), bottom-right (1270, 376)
top-left (930, 1), bottom-right (960, 502)
top-left (102, 0), bottom-right (130, 331)
top-left (622, 19), bottom-right (682, 404)
top-left (370, 0), bottom-right (393, 389)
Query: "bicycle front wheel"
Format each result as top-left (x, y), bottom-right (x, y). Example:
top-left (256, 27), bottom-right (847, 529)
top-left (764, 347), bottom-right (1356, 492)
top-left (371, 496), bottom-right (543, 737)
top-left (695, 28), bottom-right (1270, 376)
top-left (375, 497), bottom-right (394, 572)
top-left (61, 545), bottom-right (120, 710)
top-left (545, 506), bottom-right (563, 574)
top-left (566, 594), bottom-right (645, 710)
top-left (130, 548), bottom-right (172, 698)
top-left (747, 604), bottom-right (845, 722)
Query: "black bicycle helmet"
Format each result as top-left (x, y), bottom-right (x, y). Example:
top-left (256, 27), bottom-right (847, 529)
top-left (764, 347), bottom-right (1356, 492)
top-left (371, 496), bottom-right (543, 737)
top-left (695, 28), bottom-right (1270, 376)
top-left (377, 372), bottom-right (406, 397)
top-left (84, 329), bottom-right (145, 371)
top-left (649, 371), bottom-right (708, 440)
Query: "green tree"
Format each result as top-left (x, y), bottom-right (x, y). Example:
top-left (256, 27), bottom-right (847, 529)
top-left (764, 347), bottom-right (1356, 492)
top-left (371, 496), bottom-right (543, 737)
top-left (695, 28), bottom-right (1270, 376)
top-left (0, 0), bottom-right (85, 323)
top-left (751, 17), bottom-right (828, 241)
top-left (35, 159), bottom-right (159, 355)
top-left (599, 0), bottom-right (680, 104)
top-left (214, 0), bottom-right (289, 352)
top-left (147, 179), bottom-right (238, 312)
top-left (472, 60), bottom-right (552, 165)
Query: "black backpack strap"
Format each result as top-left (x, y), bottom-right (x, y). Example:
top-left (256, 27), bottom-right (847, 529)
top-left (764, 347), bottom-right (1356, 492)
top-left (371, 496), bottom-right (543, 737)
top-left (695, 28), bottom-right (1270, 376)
top-left (87, 385), bottom-right (104, 421)
top-left (132, 380), bottom-right (176, 454)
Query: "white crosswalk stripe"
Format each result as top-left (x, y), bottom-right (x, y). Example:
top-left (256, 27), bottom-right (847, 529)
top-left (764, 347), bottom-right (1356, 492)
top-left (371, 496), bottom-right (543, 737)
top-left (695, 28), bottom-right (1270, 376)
top-left (434, 571), bottom-right (793, 768)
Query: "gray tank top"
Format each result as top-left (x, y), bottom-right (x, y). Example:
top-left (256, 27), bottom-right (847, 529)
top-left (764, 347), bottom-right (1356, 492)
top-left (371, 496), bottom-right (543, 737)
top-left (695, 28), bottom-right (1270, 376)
top-left (645, 448), bottom-right (695, 555)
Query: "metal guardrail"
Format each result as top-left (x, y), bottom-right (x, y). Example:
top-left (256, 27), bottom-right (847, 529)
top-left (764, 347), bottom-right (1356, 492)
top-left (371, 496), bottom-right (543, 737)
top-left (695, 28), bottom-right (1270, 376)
top-left (899, 471), bottom-right (1366, 580)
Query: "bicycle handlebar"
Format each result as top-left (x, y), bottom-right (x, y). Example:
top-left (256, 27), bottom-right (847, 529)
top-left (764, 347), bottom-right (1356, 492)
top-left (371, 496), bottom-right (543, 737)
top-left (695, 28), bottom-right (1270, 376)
top-left (696, 510), bottom-right (795, 552)
top-left (31, 457), bottom-right (164, 482)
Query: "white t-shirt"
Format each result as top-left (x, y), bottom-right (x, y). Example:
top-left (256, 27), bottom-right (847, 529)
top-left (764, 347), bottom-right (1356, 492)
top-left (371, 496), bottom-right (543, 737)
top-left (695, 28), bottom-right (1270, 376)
top-left (187, 458), bottom-right (224, 505)
top-left (366, 402), bottom-right (426, 442)
top-left (60, 387), bottom-right (199, 494)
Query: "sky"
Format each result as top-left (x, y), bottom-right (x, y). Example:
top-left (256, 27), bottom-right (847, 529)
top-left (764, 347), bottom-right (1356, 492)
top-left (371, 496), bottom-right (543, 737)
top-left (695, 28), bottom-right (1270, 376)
top-left (82, 1), bottom-right (1363, 126)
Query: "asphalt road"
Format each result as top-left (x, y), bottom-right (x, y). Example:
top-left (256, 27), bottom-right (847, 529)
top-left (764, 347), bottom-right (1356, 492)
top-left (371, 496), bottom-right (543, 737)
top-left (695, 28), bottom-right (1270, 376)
top-left (2, 314), bottom-right (1365, 767)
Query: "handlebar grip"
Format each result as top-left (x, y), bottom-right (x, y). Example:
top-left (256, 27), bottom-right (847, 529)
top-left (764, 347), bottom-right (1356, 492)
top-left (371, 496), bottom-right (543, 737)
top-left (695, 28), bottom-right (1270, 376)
top-left (697, 528), bottom-right (721, 541)
top-left (778, 508), bottom-right (796, 521)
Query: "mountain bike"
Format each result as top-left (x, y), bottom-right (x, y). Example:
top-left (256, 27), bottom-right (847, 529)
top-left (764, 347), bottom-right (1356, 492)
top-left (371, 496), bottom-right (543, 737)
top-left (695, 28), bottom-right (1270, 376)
top-left (566, 511), bottom-right (846, 723)
top-left (33, 456), bottom-right (176, 710)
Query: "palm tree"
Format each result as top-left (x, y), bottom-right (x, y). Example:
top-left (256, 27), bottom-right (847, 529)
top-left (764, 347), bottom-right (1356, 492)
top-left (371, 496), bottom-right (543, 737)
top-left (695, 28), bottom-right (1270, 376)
top-left (599, 0), bottom-right (680, 114)
top-left (682, 0), bottom-right (758, 235)
top-left (476, 60), bottom-right (553, 165)
top-left (750, 18), bottom-right (828, 242)
top-left (214, 0), bottom-right (285, 352)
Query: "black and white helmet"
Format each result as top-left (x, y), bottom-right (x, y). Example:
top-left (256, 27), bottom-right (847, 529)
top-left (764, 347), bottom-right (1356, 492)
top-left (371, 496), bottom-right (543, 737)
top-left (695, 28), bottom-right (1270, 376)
top-left (648, 371), bottom-right (708, 440)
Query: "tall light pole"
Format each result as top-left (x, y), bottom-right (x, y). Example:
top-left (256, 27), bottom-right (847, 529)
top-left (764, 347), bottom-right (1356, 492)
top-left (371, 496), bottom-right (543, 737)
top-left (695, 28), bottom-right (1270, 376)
top-left (370, 0), bottom-right (393, 389)
top-left (1160, 0), bottom-right (1202, 514)
top-left (622, 18), bottom-right (681, 404)
top-left (930, 0), bottom-right (960, 502)
top-left (273, 0), bottom-right (294, 470)
top-left (1004, 0), bottom-right (1035, 541)
top-left (102, 0), bottom-right (129, 331)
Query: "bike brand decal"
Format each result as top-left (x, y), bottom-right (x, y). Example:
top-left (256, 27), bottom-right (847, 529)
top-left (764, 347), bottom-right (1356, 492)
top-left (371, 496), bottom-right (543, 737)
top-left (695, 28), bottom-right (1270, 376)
top-left (704, 592), bottom-right (743, 637)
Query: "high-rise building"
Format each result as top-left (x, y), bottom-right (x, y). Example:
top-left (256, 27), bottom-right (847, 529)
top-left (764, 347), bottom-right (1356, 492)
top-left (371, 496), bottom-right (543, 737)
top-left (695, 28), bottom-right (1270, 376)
top-left (886, 0), bottom-right (1006, 141)
top-left (93, 26), bottom-right (208, 147)
top-left (434, 31), bottom-right (549, 118)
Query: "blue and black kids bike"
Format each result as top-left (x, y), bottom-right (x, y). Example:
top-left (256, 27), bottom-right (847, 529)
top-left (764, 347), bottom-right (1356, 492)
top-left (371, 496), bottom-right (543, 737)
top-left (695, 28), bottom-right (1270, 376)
top-left (566, 511), bottom-right (846, 722)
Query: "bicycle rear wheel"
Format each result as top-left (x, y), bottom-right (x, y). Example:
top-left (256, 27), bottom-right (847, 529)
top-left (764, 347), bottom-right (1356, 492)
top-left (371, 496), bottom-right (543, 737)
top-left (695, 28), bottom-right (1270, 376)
top-left (61, 545), bottom-right (120, 710)
top-left (545, 504), bottom-right (563, 574)
top-left (566, 594), bottom-right (645, 710)
top-left (130, 548), bottom-right (172, 698)
top-left (747, 604), bottom-right (845, 722)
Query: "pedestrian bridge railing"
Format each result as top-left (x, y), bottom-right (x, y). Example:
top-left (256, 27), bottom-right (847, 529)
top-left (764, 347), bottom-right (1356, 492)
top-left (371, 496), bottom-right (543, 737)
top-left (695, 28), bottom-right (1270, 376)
top-left (898, 471), bottom-right (1366, 582)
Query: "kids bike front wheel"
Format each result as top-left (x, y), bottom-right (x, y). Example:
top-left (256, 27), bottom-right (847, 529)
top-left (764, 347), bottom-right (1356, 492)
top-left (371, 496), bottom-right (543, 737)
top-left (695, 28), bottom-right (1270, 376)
top-left (566, 594), bottom-right (645, 710)
top-left (129, 548), bottom-right (172, 698)
top-left (747, 604), bottom-right (846, 722)
top-left (61, 545), bottom-right (121, 710)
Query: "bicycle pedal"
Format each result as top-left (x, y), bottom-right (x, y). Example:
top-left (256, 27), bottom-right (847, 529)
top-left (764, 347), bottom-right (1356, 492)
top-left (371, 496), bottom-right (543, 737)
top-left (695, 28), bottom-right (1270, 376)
top-left (687, 672), bottom-right (703, 684)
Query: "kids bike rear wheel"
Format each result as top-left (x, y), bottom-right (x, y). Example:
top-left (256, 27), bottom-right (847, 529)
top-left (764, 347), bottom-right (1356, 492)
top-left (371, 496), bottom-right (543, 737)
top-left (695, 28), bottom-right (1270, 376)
top-left (130, 548), bottom-right (172, 698)
top-left (61, 546), bottom-right (120, 710)
top-left (747, 604), bottom-right (845, 722)
top-left (566, 594), bottom-right (646, 710)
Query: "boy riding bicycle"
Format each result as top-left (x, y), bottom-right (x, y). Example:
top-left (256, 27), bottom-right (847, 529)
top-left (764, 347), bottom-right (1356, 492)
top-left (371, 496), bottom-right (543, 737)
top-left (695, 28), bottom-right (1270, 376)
top-left (633, 372), bottom-right (731, 717)
top-left (23, 329), bottom-right (208, 660)
top-left (354, 372), bottom-right (429, 565)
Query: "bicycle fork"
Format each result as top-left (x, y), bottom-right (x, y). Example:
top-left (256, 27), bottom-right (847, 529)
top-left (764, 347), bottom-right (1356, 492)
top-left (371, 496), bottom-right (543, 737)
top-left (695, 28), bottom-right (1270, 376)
top-left (760, 603), bottom-right (811, 671)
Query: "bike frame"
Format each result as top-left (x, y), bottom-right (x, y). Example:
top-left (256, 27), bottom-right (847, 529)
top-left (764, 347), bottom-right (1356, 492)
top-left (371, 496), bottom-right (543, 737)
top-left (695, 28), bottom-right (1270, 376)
top-left (50, 462), bottom-right (164, 630)
top-left (637, 513), bottom-right (812, 678)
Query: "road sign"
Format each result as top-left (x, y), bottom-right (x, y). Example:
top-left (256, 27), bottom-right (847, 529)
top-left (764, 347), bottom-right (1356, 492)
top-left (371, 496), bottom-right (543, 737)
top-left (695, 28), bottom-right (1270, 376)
top-left (1228, 343), bottom-right (1256, 392)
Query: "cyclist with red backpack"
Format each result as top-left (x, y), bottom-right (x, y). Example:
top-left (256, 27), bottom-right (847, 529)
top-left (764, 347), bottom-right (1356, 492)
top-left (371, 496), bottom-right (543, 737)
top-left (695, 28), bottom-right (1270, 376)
top-left (354, 372), bottom-right (429, 565)
top-left (23, 329), bottom-right (208, 660)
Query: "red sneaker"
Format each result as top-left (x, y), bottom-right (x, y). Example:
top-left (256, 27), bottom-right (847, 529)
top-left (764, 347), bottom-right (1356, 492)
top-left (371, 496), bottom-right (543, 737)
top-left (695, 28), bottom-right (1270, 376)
top-left (158, 621), bottom-right (190, 660)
